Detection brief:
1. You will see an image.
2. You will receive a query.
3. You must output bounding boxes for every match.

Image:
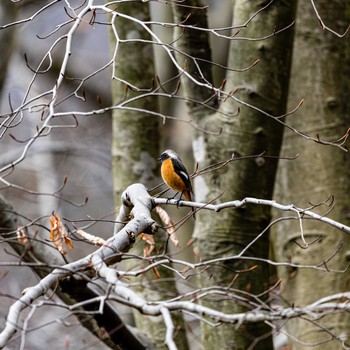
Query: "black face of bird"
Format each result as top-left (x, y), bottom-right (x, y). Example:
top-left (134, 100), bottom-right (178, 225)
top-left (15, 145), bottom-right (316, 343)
top-left (158, 149), bottom-right (180, 162)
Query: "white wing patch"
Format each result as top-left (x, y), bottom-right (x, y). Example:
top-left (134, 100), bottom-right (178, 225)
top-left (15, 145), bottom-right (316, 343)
top-left (179, 171), bottom-right (189, 180)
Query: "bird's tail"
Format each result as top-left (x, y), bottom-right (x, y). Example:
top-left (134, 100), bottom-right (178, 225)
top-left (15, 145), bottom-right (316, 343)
top-left (190, 206), bottom-right (196, 220)
top-left (184, 190), bottom-right (196, 220)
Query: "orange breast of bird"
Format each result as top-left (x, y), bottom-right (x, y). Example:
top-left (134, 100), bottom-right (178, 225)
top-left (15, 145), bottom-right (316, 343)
top-left (161, 158), bottom-right (191, 201)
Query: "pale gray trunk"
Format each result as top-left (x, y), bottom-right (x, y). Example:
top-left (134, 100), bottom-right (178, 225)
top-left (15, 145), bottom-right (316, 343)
top-left (271, 1), bottom-right (350, 349)
top-left (172, 1), bottom-right (297, 348)
top-left (110, 4), bottom-right (189, 349)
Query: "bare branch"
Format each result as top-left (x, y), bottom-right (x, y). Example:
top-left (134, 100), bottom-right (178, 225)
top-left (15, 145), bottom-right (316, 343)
top-left (153, 196), bottom-right (350, 237)
top-left (0, 184), bottom-right (156, 348)
top-left (310, 0), bottom-right (350, 37)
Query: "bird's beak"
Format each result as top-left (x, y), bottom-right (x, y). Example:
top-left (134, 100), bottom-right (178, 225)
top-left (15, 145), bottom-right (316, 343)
top-left (157, 157), bottom-right (162, 161)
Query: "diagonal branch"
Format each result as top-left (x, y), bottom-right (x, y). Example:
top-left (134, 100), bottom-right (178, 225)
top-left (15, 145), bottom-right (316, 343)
top-left (0, 184), bottom-right (156, 349)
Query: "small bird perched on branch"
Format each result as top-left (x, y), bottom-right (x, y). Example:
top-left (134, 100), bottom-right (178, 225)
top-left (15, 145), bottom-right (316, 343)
top-left (158, 149), bottom-right (196, 219)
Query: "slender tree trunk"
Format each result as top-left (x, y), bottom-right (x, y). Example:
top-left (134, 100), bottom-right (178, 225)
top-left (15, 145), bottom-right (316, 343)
top-left (0, 2), bottom-right (16, 92)
top-left (110, 4), bottom-right (160, 199)
top-left (271, 1), bottom-right (350, 349)
top-left (172, 1), bottom-right (297, 348)
top-left (110, 4), bottom-right (189, 349)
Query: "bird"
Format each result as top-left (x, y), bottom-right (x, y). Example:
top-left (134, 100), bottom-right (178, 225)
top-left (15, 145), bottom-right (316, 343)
top-left (158, 149), bottom-right (196, 219)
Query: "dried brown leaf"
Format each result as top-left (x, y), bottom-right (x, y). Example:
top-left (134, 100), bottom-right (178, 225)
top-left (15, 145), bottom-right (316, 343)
top-left (49, 213), bottom-right (73, 254)
top-left (17, 226), bottom-right (28, 244)
top-left (154, 205), bottom-right (179, 246)
top-left (150, 263), bottom-right (160, 279)
top-left (193, 245), bottom-right (201, 260)
top-left (140, 233), bottom-right (155, 257)
top-left (138, 233), bottom-right (160, 278)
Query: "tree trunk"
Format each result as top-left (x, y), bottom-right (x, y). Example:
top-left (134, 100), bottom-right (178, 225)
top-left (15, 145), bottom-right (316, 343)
top-left (271, 1), bottom-right (350, 349)
top-left (110, 4), bottom-right (189, 349)
top-left (0, 2), bottom-right (16, 92)
top-left (110, 4), bottom-right (160, 199)
top-left (172, 1), bottom-right (297, 348)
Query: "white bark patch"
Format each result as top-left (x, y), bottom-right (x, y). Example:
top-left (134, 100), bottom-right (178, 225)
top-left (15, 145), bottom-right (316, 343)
top-left (193, 136), bottom-right (205, 163)
top-left (194, 175), bottom-right (208, 202)
top-left (126, 30), bottom-right (141, 40)
top-left (133, 151), bottom-right (156, 182)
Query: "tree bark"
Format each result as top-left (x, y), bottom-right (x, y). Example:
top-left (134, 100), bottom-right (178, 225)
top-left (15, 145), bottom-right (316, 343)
top-left (0, 2), bottom-right (16, 92)
top-left (271, 1), bottom-right (350, 349)
top-left (110, 4), bottom-right (160, 199)
top-left (173, 0), bottom-right (296, 348)
top-left (110, 4), bottom-right (189, 349)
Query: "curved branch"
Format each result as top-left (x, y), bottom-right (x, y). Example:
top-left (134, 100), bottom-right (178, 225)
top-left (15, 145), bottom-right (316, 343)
top-left (0, 184), bottom-right (156, 349)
